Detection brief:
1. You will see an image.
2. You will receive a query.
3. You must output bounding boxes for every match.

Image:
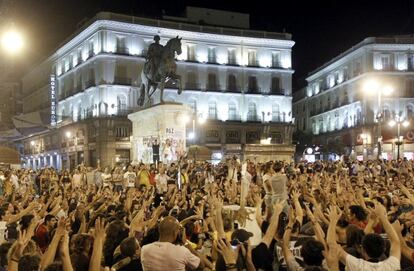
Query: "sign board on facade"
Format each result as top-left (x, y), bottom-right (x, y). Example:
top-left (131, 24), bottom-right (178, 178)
top-left (50, 74), bottom-right (57, 126)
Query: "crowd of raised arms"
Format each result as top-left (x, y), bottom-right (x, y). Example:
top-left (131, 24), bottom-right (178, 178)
top-left (0, 157), bottom-right (414, 271)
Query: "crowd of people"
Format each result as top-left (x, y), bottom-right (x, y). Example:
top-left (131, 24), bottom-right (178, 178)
top-left (0, 157), bottom-right (413, 271)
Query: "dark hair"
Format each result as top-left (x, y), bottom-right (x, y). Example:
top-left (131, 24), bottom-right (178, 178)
top-left (301, 239), bottom-right (325, 266)
top-left (0, 242), bottom-right (12, 267)
top-left (273, 161), bottom-right (283, 173)
top-left (349, 205), bottom-right (367, 221)
top-left (120, 237), bottom-right (138, 257)
top-left (103, 220), bottom-right (129, 266)
top-left (44, 214), bottom-right (55, 223)
top-left (18, 255), bottom-right (41, 271)
top-left (20, 215), bottom-right (34, 231)
top-left (362, 233), bottom-right (385, 259)
top-left (346, 225), bottom-right (365, 248)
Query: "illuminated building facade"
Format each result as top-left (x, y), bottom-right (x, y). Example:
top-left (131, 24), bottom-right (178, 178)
top-left (293, 36), bottom-right (414, 160)
top-left (21, 10), bottom-right (295, 169)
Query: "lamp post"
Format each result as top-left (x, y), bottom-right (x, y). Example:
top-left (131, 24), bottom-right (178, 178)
top-left (363, 80), bottom-right (393, 160)
top-left (389, 116), bottom-right (409, 160)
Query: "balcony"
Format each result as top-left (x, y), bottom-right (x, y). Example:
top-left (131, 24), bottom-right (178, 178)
top-left (114, 77), bottom-right (132, 86)
top-left (246, 114), bottom-right (262, 122)
top-left (206, 84), bottom-right (222, 92)
top-left (227, 57), bottom-right (238, 66)
top-left (116, 46), bottom-right (129, 55)
top-left (185, 82), bottom-right (201, 90)
top-left (85, 79), bottom-right (96, 89)
top-left (272, 61), bottom-right (282, 69)
top-left (207, 56), bottom-right (216, 64)
top-left (247, 60), bottom-right (260, 67)
top-left (246, 87), bottom-right (261, 94)
top-left (227, 85), bottom-right (241, 92)
top-left (271, 88), bottom-right (288, 96)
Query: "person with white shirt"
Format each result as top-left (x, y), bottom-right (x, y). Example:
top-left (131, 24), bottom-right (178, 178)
top-left (123, 165), bottom-right (137, 188)
top-left (155, 167), bottom-right (170, 194)
top-left (141, 216), bottom-right (206, 271)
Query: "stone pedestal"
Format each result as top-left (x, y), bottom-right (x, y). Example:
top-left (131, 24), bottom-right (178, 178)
top-left (128, 103), bottom-right (191, 164)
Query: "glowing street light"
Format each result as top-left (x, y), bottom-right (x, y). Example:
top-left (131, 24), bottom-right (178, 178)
top-left (66, 131), bottom-right (72, 138)
top-left (1, 29), bottom-right (23, 55)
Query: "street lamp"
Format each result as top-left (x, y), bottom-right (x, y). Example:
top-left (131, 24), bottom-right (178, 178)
top-left (363, 79), bottom-right (394, 160)
top-left (1, 28), bottom-right (24, 55)
top-left (389, 116), bottom-right (409, 160)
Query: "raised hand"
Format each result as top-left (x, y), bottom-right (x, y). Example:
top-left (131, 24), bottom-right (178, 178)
top-left (215, 239), bottom-right (237, 265)
top-left (326, 205), bottom-right (342, 223)
top-left (93, 217), bottom-right (106, 241)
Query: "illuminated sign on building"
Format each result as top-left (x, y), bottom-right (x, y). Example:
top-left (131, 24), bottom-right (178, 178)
top-left (50, 74), bottom-right (57, 126)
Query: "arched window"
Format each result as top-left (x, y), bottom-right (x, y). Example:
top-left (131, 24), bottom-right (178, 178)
top-left (208, 101), bottom-right (217, 119)
top-left (117, 95), bottom-right (127, 113)
top-left (272, 104), bottom-right (280, 122)
top-left (327, 116), bottom-right (331, 131)
top-left (227, 74), bottom-right (237, 91)
top-left (228, 102), bottom-right (237, 120)
top-left (247, 102), bottom-right (257, 121)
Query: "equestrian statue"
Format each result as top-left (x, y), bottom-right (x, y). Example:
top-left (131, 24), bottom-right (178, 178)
top-left (138, 35), bottom-right (183, 106)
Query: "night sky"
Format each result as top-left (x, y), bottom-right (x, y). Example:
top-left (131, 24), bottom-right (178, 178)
top-left (7, 0), bottom-right (414, 89)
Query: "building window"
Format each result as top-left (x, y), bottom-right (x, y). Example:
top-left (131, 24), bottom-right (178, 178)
top-left (117, 95), bottom-right (127, 112)
top-left (406, 79), bottom-right (414, 96)
top-left (115, 127), bottom-right (130, 138)
top-left (187, 45), bottom-right (196, 61)
top-left (228, 49), bottom-right (236, 65)
top-left (208, 47), bottom-right (216, 63)
top-left (186, 71), bottom-right (198, 89)
top-left (354, 61), bottom-right (361, 76)
top-left (207, 73), bottom-right (218, 90)
top-left (115, 64), bottom-right (129, 85)
top-left (272, 52), bottom-right (280, 68)
top-left (116, 36), bottom-right (128, 54)
top-left (227, 74), bottom-right (237, 91)
top-left (271, 77), bottom-right (281, 94)
top-left (272, 104), bottom-right (280, 122)
top-left (381, 55), bottom-right (390, 70)
top-left (248, 76), bottom-right (258, 93)
top-left (247, 102), bottom-right (257, 121)
top-left (228, 102), bottom-right (237, 120)
top-left (248, 50), bottom-right (257, 66)
top-left (208, 101), bottom-right (217, 119)
top-left (88, 40), bottom-right (94, 57)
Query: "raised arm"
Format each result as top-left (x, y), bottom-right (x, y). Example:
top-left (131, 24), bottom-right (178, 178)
top-left (371, 201), bottom-right (401, 260)
top-left (88, 217), bottom-right (106, 271)
top-left (261, 200), bottom-right (284, 247)
top-left (326, 205), bottom-right (348, 264)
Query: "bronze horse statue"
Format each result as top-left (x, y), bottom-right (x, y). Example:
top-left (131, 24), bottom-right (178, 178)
top-left (138, 36), bottom-right (183, 106)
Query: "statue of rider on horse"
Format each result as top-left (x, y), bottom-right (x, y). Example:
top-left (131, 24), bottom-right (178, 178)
top-left (138, 35), bottom-right (183, 106)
